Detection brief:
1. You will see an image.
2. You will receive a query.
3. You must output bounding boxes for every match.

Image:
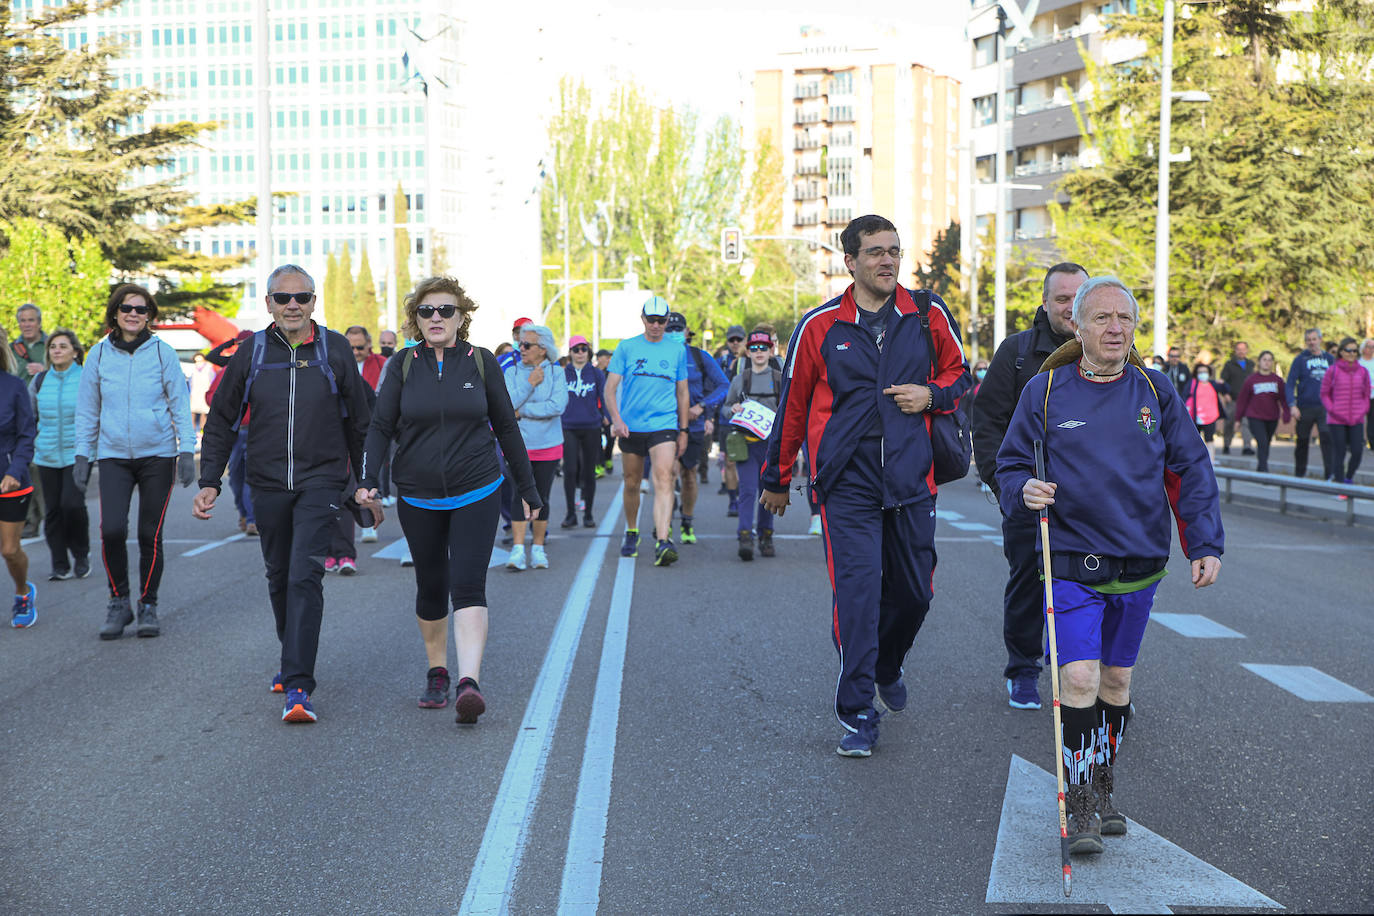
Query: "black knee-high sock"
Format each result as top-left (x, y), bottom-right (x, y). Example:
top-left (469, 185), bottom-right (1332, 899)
top-left (1096, 698), bottom-right (1131, 768)
top-left (1060, 704), bottom-right (1097, 786)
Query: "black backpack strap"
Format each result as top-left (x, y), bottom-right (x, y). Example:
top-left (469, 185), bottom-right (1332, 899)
top-left (32, 370), bottom-right (46, 395)
top-left (231, 331), bottom-right (269, 432)
top-left (916, 289), bottom-right (937, 383)
top-left (1014, 327), bottom-right (1034, 372)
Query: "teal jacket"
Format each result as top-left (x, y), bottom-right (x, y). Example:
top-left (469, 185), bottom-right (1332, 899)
top-left (76, 333), bottom-right (194, 460)
top-left (29, 363), bottom-right (82, 468)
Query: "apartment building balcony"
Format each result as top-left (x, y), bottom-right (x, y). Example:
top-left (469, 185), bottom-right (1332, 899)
top-left (1013, 30), bottom-right (1103, 85)
top-left (827, 106), bottom-right (855, 124)
top-left (794, 112), bottom-right (825, 126)
top-left (793, 188), bottom-right (825, 202)
top-left (795, 162), bottom-right (826, 177)
top-left (1012, 104), bottom-right (1085, 148)
top-left (794, 83), bottom-right (825, 100)
top-left (793, 137), bottom-right (825, 151)
top-left (1011, 174), bottom-right (1070, 210)
top-left (1014, 156), bottom-right (1077, 178)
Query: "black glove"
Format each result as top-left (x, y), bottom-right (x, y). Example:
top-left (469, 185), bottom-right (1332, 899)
top-left (73, 456), bottom-right (90, 494)
top-left (177, 452), bottom-right (196, 488)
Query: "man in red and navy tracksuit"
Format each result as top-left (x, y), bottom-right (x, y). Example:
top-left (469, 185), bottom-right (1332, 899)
top-left (760, 214), bottom-right (970, 758)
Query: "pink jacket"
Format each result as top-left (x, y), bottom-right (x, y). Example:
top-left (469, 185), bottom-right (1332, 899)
top-left (1320, 358), bottom-right (1372, 426)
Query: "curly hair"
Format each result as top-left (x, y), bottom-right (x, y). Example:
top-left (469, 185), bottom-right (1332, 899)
top-left (401, 275), bottom-right (478, 342)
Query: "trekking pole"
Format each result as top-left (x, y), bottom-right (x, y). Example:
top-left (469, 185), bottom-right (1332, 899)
top-left (1034, 438), bottom-right (1071, 898)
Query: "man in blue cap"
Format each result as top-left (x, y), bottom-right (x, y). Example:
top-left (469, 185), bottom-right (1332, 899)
top-left (604, 295), bottom-right (690, 566)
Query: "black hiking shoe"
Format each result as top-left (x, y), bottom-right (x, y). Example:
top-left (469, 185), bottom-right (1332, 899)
top-left (99, 596), bottom-right (133, 640)
top-left (737, 531), bottom-right (754, 561)
top-left (1066, 783), bottom-right (1104, 855)
top-left (136, 602), bottom-right (160, 638)
top-left (1094, 764), bottom-right (1126, 835)
top-left (757, 530), bottom-right (775, 557)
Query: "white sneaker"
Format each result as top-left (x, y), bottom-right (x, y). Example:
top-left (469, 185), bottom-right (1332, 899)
top-left (530, 545), bottom-right (548, 569)
top-left (360, 526), bottom-right (378, 543)
top-left (808, 515), bottom-right (822, 536)
top-left (506, 544), bottom-right (527, 571)
top-left (381, 496), bottom-right (397, 508)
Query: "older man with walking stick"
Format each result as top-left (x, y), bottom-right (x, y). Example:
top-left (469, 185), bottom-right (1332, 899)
top-left (996, 276), bottom-right (1223, 859)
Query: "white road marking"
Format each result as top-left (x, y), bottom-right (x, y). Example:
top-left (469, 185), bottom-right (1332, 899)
top-left (935, 508), bottom-right (965, 521)
top-left (986, 755), bottom-right (1282, 912)
top-left (982, 534), bottom-right (1005, 546)
top-left (558, 554), bottom-right (636, 914)
top-left (1150, 614), bottom-right (1245, 639)
top-left (180, 533), bottom-right (247, 557)
top-left (459, 486), bottom-right (623, 915)
top-left (948, 520), bottom-right (996, 532)
top-left (1241, 664), bottom-right (1374, 703)
top-left (370, 538), bottom-right (409, 560)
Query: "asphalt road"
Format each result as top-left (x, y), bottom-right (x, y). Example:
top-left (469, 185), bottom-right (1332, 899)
top-left (1, 464), bottom-right (1370, 915)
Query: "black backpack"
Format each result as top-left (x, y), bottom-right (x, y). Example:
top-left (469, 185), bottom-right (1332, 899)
top-left (914, 290), bottom-right (972, 485)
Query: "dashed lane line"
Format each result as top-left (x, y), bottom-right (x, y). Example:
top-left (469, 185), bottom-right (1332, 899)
top-left (1241, 664), bottom-right (1374, 703)
top-left (1150, 614), bottom-right (1245, 639)
top-left (180, 533), bottom-right (247, 557)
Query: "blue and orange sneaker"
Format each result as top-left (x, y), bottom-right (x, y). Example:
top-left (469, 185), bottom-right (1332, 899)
top-left (282, 688), bottom-right (317, 723)
top-left (270, 671), bottom-right (284, 693)
top-left (10, 582), bottom-right (36, 628)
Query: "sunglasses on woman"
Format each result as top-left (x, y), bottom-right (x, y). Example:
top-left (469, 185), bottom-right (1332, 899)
top-left (570, 345), bottom-right (590, 353)
top-left (117, 304), bottom-right (150, 315)
top-left (417, 304), bottom-right (457, 319)
top-left (519, 341), bottom-right (542, 350)
top-left (270, 292), bottom-right (314, 305)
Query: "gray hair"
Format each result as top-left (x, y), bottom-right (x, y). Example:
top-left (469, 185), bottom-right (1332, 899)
top-left (1304, 327), bottom-right (1322, 339)
top-left (16, 303), bottom-right (40, 320)
top-left (1072, 275), bottom-right (1139, 327)
top-left (520, 323), bottom-right (559, 363)
top-left (266, 264), bottom-right (315, 293)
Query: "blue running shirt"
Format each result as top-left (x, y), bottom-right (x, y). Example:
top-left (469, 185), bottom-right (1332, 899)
top-left (607, 335), bottom-right (688, 433)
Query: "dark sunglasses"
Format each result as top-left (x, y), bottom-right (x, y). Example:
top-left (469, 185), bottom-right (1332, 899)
top-left (117, 304), bottom-right (150, 315)
top-left (417, 304), bottom-right (457, 319)
top-left (351, 345), bottom-right (368, 352)
top-left (519, 341), bottom-right (543, 350)
top-left (643, 315), bottom-right (668, 325)
top-left (1341, 347), bottom-right (1358, 354)
top-left (270, 292), bottom-right (313, 305)
top-left (747, 344), bottom-right (771, 352)
top-left (570, 345), bottom-right (590, 353)
top-left (727, 336), bottom-right (744, 343)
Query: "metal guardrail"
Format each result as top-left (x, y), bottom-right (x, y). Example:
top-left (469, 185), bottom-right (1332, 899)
top-left (1214, 467), bottom-right (1374, 526)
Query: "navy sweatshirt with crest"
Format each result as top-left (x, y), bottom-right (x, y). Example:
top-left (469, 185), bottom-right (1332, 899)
top-left (995, 363), bottom-right (1224, 563)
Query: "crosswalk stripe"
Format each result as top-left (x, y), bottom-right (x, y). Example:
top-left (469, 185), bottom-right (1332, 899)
top-left (1241, 664), bottom-right (1374, 703)
top-left (1151, 614), bottom-right (1245, 639)
top-left (936, 509), bottom-right (965, 521)
top-left (948, 520), bottom-right (996, 532)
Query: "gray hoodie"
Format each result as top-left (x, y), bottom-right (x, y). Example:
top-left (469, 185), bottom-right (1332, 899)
top-left (76, 334), bottom-right (194, 460)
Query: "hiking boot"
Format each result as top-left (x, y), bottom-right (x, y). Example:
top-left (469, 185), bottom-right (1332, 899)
top-left (1066, 783), bottom-right (1104, 855)
top-left (282, 688), bottom-right (317, 723)
top-left (836, 711), bottom-right (879, 758)
top-left (1094, 764), bottom-right (1126, 835)
top-left (620, 530), bottom-right (639, 558)
top-left (737, 531), bottom-right (754, 561)
top-left (99, 596), bottom-right (134, 640)
top-left (136, 601), bottom-right (160, 638)
top-left (680, 518), bottom-right (696, 544)
top-left (11, 583), bottom-right (36, 628)
top-left (455, 677), bottom-right (486, 725)
top-left (1007, 674), bottom-right (1042, 710)
top-left (758, 530), bottom-right (775, 557)
top-left (654, 539), bottom-right (678, 567)
top-left (583, 511), bottom-right (595, 529)
top-left (561, 512), bottom-right (578, 529)
top-left (877, 674), bottom-right (907, 712)
top-left (419, 666), bottom-right (450, 709)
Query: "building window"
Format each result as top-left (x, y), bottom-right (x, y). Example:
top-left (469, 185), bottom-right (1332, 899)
top-left (972, 34), bottom-right (997, 68)
top-left (973, 94), bottom-right (996, 127)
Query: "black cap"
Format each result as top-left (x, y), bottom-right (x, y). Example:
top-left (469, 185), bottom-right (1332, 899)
top-left (596, 348), bottom-right (613, 357)
top-left (726, 324), bottom-right (746, 341)
top-left (665, 311), bottom-right (687, 333)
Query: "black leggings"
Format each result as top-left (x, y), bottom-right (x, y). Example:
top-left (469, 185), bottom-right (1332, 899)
top-left (1247, 418), bottom-right (1278, 472)
top-left (530, 459), bottom-right (557, 522)
top-left (397, 491), bottom-right (500, 619)
top-left (98, 456), bottom-right (175, 603)
top-left (37, 464), bottom-right (90, 572)
top-left (562, 427), bottom-right (601, 516)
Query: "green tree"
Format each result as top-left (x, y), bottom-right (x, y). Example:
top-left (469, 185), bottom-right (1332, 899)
top-left (322, 250), bottom-right (340, 328)
top-left (325, 244), bottom-right (355, 329)
top-left (353, 248), bottom-right (378, 337)
top-left (0, 217), bottom-right (111, 343)
top-left (394, 183), bottom-right (412, 302)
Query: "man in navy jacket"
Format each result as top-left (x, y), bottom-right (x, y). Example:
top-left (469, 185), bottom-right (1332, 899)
top-left (1286, 327), bottom-right (1336, 479)
top-left (760, 214), bottom-right (970, 758)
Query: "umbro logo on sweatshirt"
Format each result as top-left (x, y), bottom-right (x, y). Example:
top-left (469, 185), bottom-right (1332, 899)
top-left (463, 382), bottom-right (474, 389)
top-left (835, 342), bottom-right (851, 351)
top-left (1057, 420), bottom-right (1087, 429)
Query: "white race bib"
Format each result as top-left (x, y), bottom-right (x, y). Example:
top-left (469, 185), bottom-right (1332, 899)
top-left (730, 399), bottom-right (776, 439)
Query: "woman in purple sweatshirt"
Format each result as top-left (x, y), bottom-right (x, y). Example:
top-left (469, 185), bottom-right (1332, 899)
top-left (1233, 350), bottom-right (1290, 473)
top-left (1321, 337), bottom-right (1372, 484)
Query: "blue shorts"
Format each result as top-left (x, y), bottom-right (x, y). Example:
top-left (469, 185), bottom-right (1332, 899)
top-left (1044, 581), bottom-right (1159, 668)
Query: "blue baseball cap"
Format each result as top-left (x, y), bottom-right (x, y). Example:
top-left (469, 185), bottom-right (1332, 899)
top-left (642, 295), bottom-right (670, 318)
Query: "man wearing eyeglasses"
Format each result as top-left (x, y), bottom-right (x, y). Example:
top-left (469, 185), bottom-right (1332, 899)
top-left (604, 296), bottom-right (690, 566)
top-left (193, 265), bottom-right (375, 724)
top-left (759, 214), bottom-right (970, 758)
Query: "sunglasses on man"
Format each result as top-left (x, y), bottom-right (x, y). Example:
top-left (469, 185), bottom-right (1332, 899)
top-left (117, 304), bottom-right (150, 315)
top-left (270, 292), bottom-right (314, 305)
top-left (644, 315), bottom-right (668, 325)
top-left (417, 304), bottom-right (457, 319)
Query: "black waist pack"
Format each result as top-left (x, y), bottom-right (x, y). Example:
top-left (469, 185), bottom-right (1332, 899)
top-left (1050, 553), bottom-right (1166, 586)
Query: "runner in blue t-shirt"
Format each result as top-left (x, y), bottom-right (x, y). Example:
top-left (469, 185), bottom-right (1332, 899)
top-left (604, 296), bottom-right (689, 566)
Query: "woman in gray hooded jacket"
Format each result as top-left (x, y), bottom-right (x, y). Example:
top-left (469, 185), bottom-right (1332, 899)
top-left (74, 284), bottom-right (195, 640)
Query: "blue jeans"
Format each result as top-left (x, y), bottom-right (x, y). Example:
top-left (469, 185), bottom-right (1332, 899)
top-left (228, 428), bottom-right (255, 525)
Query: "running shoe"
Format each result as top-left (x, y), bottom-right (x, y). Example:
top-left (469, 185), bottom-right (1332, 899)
top-left (837, 712), bottom-right (879, 758)
top-left (583, 511), bottom-right (596, 529)
top-left (809, 515), bottom-right (823, 536)
top-left (99, 596), bottom-right (133, 640)
top-left (245, 523), bottom-right (259, 537)
top-left (620, 529), bottom-right (639, 558)
top-left (530, 545), bottom-right (549, 569)
top-left (49, 567), bottom-right (73, 581)
top-left (419, 666), bottom-right (450, 709)
top-left (654, 538), bottom-right (678, 567)
top-left (727, 496), bottom-right (739, 518)
top-left (560, 512), bottom-right (578, 529)
top-left (360, 526), bottom-right (378, 543)
top-left (74, 557), bottom-right (91, 579)
top-left (337, 557), bottom-right (357, 576)
top-left (135, 601), bottom-right (160, 638)
top-left (680, 518), bottom-right (696, 544)
top-left (282, 688), bottom-right (317, 723)
top-left (454, 677), bottom-right (486, 725)
top-left (381, 496), bottom-right (397, 508)
top-left (506, 544), bottom-right (527, 571)
top-left (11, 582), bottom-right (36, 628)
top-left (1007, 674), bottom-right (1042, 710)
top-left (270, 671), bottom-right (284, 693)
top-left (877, 673), bottom-right (907, 712)
top-left (324, 557), bottom-right (338, 573)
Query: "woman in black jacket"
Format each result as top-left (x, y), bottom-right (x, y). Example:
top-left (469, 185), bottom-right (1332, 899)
top-left (357, 276), bottom-right (541, 725)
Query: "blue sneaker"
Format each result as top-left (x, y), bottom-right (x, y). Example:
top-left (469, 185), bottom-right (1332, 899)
top-left (282, 688), bottom-right (317, 723)
top-left (10, 582), bottom-right (36, 628)
top-left (620, 529), bottom-right (639, 558)
top-left (1007, 674), bottom-right (1042, 710)
top-left (836, 710), bottom-right (879, 758)
top-left (270, 671), bottom-right (284, 693)
top-left (877, 674), bottom-right (907, 712)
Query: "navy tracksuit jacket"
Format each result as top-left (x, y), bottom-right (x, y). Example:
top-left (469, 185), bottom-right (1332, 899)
top-left (762, 285), bottom-right (970, 727)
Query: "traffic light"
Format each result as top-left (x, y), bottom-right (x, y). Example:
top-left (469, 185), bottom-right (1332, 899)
top-left (721, 227), bottom-right (743, 264)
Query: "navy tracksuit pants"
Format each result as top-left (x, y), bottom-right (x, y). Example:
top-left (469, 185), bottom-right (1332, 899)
top-left (818, 437), bottom-right (936, 729)
top-left (1001, 511), bottom-right (1044, 680)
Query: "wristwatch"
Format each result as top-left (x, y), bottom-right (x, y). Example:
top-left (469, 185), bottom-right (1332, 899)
top-left (678, 427), bottom-right (689, 433)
